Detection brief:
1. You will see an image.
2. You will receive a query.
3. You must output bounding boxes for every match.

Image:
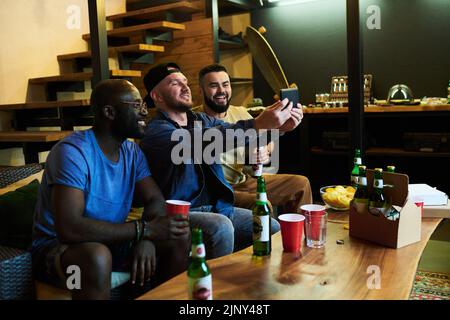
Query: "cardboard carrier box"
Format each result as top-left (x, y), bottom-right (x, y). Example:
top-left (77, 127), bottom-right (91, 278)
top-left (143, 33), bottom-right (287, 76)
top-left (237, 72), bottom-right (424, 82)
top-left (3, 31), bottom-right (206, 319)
top-left (349, 170), bottom-right (421, 248)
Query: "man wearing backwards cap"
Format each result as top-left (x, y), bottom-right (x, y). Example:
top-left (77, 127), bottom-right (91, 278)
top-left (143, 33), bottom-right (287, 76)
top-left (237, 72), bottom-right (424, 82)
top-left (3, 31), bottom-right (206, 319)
top-left (140, 63), bottom-right (302, 259)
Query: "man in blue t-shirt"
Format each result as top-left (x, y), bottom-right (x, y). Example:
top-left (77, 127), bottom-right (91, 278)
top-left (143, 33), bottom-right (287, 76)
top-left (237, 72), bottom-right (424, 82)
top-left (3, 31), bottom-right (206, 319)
top-left (32, 79), bottom-right (190, 299)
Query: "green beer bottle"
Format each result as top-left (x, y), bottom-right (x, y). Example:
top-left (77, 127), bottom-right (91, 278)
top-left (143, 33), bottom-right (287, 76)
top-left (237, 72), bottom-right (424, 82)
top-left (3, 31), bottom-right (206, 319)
top-left (187, 228), bottom-right (212, 300)
top-left (447, 79), bottom-right (450, 104)
top-left (351, 149), bottom-right (362, 188)
top-left (253, 176), bottom-right (271, 256)
top-left (369, 168), bottom-right (388, 216)
top-left (352, 165), bottom-right (369, 213)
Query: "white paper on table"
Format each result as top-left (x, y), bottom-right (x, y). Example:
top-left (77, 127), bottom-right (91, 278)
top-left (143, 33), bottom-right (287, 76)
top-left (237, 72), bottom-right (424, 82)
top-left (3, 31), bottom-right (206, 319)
top-left (408, 184), bottom-right (449, 206)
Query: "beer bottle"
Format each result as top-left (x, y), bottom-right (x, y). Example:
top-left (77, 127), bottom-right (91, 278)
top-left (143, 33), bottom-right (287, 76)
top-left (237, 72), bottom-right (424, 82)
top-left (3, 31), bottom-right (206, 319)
top-left (351, 149), bottom-right (362, 188)
top-left (253, 176), bottom-right (271, 256)
top-left (386, 165), bottom-right (395, 173)
top-left (352, 165), bottom-right (369, 213)
top-left (188, 228), bottom-right (212, 300)
top-left (447, 79), bottom-right (450, 104)
top-left (251, 146), bottom-right (264, 177)
top-left (368, 168), bottom-right (388, 216)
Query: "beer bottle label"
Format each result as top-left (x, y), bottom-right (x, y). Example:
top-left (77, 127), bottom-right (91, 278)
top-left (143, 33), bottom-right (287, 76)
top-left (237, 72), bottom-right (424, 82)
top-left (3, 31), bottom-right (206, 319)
top-left (354, 157), bottom-right (362, 165)
top-left (191, 244), bottom-right (205, 259)
top-left (351, 175), bottom-right (359, 185)
top-left (256, 192), bottom-right (268, 204)
top-left (359, 177), bottom-right (367, 186)
top-left (188, 275), bottom-right (212, 300)
top-left (373, 179), bottom-right (383, 189)
top-left (252, 163), bottom-right (263, 177)
top-left (253, 215), bottom-right (269, 242)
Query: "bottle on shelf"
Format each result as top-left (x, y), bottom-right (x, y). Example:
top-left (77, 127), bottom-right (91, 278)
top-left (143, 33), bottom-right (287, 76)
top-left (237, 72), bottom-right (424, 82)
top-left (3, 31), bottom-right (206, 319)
top-left (386, 165), bottom-right (396, 173)
top-left (351, 149), bottom-right (362, 188)
top-left (368, 168), bottom-right (388, 217)
top-left (188, 228), bottom-right (213, 300)
top-left (447, 79), bottom-right (450, 104)
top-left (253, 176), bottom-right (271, 256)
top-left (352, 165), bottom-right (369, 213)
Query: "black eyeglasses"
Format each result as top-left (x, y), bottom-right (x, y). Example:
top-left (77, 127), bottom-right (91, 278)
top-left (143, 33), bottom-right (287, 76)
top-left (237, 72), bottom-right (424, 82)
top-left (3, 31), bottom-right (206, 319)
top-left (120, 101), bottom-right (148, 112)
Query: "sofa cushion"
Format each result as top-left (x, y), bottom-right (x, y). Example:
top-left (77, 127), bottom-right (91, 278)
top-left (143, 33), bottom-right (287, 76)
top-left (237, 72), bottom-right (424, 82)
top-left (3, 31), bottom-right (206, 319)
top-left (0, 180), bottom-right (40, 250)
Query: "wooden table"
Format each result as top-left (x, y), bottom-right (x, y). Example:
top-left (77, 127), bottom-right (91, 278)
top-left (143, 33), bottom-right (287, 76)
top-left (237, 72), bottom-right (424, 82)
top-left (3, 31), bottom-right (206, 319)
top-left (138, 214), bottom-right (442, 300)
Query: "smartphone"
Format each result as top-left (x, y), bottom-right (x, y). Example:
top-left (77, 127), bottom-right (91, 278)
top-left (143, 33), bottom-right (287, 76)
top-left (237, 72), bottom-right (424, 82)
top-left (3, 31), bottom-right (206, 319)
top-left (280, 88), bottom-right (299, 110)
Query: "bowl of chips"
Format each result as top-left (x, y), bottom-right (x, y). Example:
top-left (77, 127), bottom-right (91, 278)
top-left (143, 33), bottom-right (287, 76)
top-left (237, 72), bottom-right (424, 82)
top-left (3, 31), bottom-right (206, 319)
top-left (320, 185), bottom-right (356, 211)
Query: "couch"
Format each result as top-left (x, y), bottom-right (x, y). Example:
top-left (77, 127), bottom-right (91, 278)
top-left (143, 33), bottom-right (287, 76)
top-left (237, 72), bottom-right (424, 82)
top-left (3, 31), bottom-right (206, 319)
top-left (0, 164), bottom-right (132, 300)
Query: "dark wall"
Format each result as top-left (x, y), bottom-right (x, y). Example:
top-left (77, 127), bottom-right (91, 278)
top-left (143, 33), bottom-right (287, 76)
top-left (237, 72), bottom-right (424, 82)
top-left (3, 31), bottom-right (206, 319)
top-left (251, 0), bottom-right (450, 105)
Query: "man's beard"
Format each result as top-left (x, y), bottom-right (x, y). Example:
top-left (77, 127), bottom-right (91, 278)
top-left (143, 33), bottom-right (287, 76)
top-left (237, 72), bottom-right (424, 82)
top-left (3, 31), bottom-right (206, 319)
top-left (204, 93), bottom-right (231, 113)
top-left (163, 92), bottom-right (192, 112)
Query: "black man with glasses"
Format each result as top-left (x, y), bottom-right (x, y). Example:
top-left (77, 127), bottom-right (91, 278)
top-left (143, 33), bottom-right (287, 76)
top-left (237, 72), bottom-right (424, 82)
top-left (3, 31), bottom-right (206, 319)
top-left (31, 79), bottom-right (190, 300)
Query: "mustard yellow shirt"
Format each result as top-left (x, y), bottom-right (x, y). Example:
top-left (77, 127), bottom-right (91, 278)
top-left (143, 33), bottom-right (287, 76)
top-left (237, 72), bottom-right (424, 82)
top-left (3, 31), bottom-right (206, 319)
top-left (195, 105), bottom-right (253, 185)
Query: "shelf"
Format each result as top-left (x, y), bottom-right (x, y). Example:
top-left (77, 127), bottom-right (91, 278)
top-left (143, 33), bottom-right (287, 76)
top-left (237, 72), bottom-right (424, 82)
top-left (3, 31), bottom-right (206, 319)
top-left (304, 104), bottom-right (450, 114)
top-left (310, 147), bottom-right (348, 156)
top-left (219, 39), bottom-right (247, 50)
top-left (309, 146), bottom-right (450, 158)
top-left (365, 147), bottom-right (450, 158)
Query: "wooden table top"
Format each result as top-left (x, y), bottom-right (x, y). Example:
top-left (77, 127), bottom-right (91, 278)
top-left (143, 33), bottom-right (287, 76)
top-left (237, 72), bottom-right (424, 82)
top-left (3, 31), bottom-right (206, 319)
top-left (138, 213), bottom-right (441, 300)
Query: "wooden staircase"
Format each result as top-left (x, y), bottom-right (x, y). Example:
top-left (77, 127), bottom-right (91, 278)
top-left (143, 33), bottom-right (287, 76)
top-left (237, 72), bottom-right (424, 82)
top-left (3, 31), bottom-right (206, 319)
top-left (0, 0), bottom-right (203, 163)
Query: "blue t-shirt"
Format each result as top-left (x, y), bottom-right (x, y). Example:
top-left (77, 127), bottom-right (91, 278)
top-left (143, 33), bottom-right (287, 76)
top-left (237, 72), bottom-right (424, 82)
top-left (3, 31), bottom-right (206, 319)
top-left (32, 129), bottom-right (151, 251)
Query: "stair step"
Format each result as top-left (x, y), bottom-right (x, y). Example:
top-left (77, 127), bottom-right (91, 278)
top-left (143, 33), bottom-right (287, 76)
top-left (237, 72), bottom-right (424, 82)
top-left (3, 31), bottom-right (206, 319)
top-left (57, 44), bottom-right (164, 61)
top-left (0, 131), bottom-right (73, 142)
top-left (0, 100), bottom-right (90, 111)
top-left (82, 21), bottom-right (185, 40)
top-left (107, 1), bottom-right (202, 22)
top-left (29, 70), bottom-right (141, 84)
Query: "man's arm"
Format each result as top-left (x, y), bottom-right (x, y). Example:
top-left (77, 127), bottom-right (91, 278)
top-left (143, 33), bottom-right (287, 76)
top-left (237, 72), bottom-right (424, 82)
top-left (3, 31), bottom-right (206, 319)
top-left (52, 185), bottom-right (135, 244)
top-left (135, 176), bottom-right (190, 241)
top-left (134, 176), bottom-right (166, 220)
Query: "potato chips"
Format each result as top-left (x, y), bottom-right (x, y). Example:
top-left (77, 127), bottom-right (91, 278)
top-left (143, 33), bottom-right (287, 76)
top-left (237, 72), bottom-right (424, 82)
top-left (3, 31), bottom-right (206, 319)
top-left (321, 185), bottom-right (356, 210)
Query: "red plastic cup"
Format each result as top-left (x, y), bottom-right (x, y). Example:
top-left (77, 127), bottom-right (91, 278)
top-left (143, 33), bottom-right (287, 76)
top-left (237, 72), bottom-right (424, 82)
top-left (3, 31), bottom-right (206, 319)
top-left (165, 200), bottom-right (191, 217)
top-left (278, 214), bottom-right (305, 253)
top-left (411, 196), bottom-right (424, 216)
top-left (301, 204), bottom-right (326, 244)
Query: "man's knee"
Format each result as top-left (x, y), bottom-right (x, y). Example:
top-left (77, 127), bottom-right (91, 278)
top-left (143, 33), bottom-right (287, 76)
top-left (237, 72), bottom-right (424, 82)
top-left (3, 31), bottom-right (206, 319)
top-left (190, 213), bottom-right (235, 258)
top-left (62, 242), bottom-right (112, 288)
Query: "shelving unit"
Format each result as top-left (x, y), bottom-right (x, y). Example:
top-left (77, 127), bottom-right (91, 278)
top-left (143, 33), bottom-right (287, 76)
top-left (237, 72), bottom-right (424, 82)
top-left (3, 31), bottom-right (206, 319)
top-left (286, 104), bottom-right (450, 198)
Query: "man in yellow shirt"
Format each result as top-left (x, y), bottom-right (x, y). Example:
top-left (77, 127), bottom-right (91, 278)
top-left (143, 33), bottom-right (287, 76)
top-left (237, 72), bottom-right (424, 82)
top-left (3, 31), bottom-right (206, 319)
top-left (196, 64), bottom-right (312, 214)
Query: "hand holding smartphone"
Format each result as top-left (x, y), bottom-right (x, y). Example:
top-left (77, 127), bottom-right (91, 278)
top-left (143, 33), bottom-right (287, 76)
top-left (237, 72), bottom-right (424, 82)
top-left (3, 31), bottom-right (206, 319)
top-left (280, 88), bottom-right (299, 111)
